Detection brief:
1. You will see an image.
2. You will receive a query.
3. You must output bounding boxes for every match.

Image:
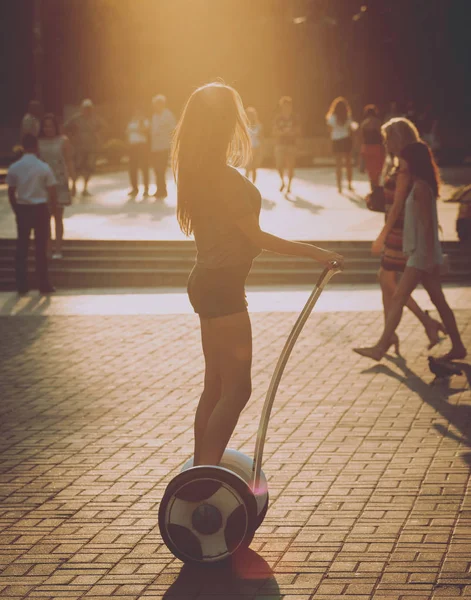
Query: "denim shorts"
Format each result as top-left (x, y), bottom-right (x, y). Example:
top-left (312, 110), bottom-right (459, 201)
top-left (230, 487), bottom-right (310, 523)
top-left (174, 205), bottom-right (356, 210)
top-left (187, 262), bottom-right (252, 319)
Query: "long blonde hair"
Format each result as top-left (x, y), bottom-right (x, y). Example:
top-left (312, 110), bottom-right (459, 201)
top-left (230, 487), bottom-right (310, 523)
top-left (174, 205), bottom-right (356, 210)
top-left (381, 117), bottom-right (420, 156)
top-left (172, 82), bottom-right (251, 236)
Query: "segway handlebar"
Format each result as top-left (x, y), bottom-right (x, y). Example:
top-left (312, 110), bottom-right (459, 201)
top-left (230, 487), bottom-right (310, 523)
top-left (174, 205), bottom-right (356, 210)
top-left (252, 259), bottom-right (343, 488)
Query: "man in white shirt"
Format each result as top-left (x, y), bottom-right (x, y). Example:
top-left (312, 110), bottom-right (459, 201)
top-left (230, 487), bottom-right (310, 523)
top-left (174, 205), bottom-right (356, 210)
top-left (150, 95), bottom-right (176, 199)
top-left (7, 134), bottom-right (57, 294)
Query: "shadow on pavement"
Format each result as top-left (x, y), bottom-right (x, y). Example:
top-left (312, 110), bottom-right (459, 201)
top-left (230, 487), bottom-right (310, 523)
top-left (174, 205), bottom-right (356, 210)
top-left (294, 167), bottom-right (369, 188)
top-left (286, 194), bottom-right (324, 215)
top-left (261, 197), bottom-right (276, 211)
top-left (0, 315), bottom-right (49, 366)
top-left (363, 356), bottom-right (471, 467)
top-left (343, 189), bottom-right (368, 209)
top-left (0, 293), bottom-right (51, 316)
top-left (162, 548), bottom-right (280, 599)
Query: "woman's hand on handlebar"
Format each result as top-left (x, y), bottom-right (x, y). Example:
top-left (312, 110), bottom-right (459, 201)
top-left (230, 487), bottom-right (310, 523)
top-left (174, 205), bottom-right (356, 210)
top-left (312, 247), bottom-right (344, 269)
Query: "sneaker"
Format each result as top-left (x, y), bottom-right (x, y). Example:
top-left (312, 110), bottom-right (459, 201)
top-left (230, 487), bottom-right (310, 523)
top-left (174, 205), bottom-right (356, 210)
top-left (52, 252), bottom-right (63, 260)
top-left (17, 288), bottom-right (30, 296)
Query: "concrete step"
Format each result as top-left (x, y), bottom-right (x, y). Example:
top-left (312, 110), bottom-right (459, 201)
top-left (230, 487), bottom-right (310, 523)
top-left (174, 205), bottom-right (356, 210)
top-left (0, 238), bottom-right (469, 290)
top-left (0, 248), bottom-right (377, 261)
top-left (0, 239), bottom-right (373, 253)
top-left (0, 239), bottom-right (467, 252)
top-left (0, 267), bottom-right (380, 290)
top-left (0, 256), bottom-right (384, 271)
top-left (0, 264), bottom-right (469, 292)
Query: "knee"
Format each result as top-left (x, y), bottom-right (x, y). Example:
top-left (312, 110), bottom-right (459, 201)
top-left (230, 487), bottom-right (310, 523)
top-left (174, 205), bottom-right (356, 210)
top-left (230, 376), bottom-right (251, 400)
top-left (239, 378), bottom-right (252, 402)
top-left (203, 373), bottom-right (221, 399)
top-left (223, 377), bottom-right (252, 411)
top-left (391, 287), bottom-right (409, 307)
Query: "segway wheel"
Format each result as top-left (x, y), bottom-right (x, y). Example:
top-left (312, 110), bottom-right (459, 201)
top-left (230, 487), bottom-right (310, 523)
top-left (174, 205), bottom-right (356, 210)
top-left (159, 466), bottom-right (258, 564)
top-left (181, 449), bottom-right (270, 532)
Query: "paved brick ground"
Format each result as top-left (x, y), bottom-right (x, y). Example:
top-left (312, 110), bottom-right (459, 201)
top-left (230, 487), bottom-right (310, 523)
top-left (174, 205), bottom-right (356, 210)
top-left (1, 308), bottom-right (470, 599)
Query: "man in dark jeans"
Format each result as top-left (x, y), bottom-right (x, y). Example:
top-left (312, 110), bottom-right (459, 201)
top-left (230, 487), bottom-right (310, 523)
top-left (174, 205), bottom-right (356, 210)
top-left (6, 134), bottom-right (57, 294)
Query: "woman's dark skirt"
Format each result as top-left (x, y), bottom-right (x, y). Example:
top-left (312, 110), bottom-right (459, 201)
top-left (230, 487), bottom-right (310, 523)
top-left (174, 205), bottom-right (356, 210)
top-left (187, 261), bottom-right (252, 319)
top-left (332, 136), bottom-right (353, 154)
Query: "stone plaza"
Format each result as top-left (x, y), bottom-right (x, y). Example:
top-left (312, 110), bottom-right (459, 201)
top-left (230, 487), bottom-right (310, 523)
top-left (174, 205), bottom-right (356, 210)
top-left (1, 167), bottom-right (470, 599)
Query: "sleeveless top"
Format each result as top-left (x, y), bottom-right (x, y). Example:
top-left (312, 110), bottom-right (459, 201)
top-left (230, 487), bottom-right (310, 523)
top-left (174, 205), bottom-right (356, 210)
top-left (192, 166), bottom-right (262, 268)
top-left (327, 114), bottom-right (352, 141)
top-left (38, 136), bottom-right (71, 206)
top-left (403, 181), bottom-right (443, 268)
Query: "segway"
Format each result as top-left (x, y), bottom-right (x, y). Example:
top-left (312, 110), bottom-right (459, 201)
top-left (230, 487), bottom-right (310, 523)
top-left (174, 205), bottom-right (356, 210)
top-left (159, 261), bottom-right (342, 564)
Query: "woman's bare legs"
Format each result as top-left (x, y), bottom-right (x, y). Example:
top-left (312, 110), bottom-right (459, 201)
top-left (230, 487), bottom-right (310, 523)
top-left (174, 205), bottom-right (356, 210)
top-left (421, 270), bottom-right (467, 360)
top-left (355, 267), bottom-right (422, 360)
top-left (193, 317), bottom-right (222, 465)
top-left (379, 268), bottom-right (446, 348)
top-left (378, 268), bottom-right (400, 351)
top-left (335, 154), bottom-right (342, 193)
top-left (195, 311), bottom-right (253, 466)
top-left (345, 152), bottom-right (353, 190)
top-left (276, 151), bottom-right (286, 192)
top-left (286, 153), bottom-right (295, 194)
top-left (379, 268), bottom-right (395, 319)
top-left (52, 206), bottom-right (64, 255)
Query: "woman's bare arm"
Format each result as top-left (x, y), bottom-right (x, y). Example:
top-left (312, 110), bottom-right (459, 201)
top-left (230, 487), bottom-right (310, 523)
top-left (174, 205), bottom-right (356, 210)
top-left (235, 213), bottom-right (343, 266)
top-left (372, 158), bottom-right (411, 253)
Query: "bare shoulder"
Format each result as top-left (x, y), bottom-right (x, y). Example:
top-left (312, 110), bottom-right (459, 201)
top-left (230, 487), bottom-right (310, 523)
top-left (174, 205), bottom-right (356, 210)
top-left (226, 165), bottom-right (250, 184)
